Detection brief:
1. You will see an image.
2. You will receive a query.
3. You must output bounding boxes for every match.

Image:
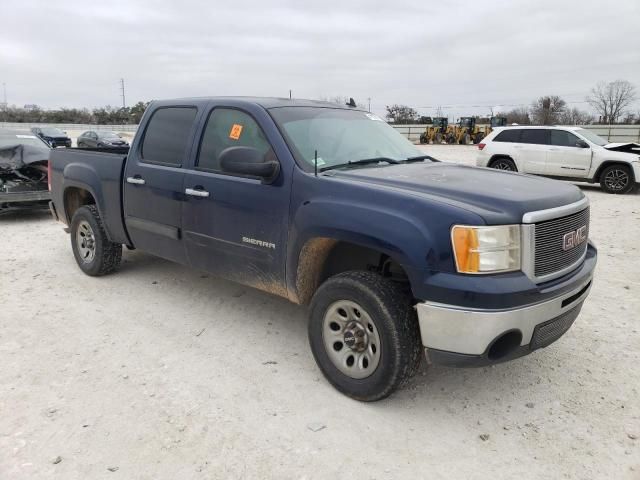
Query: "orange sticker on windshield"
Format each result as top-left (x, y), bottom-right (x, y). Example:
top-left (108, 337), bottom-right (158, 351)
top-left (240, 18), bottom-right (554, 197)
top-left (229, 124), bottom-right (243, 140)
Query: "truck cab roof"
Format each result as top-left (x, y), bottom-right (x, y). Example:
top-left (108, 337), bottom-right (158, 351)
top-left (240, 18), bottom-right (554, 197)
top-left (150, 96), bottom-right (367, 111)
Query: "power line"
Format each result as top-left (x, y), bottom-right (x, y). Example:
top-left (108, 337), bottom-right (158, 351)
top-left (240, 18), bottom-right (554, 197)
top-left (120, 78), bottom-right (126, 108)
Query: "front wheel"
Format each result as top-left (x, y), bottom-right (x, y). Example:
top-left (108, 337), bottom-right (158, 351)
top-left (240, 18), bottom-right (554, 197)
top-left (70, 205), bottom-right (122, 276)
top-left (308, 271), bottom-right (422, 402)
top-left (600, 164), bottom-right (635, 194)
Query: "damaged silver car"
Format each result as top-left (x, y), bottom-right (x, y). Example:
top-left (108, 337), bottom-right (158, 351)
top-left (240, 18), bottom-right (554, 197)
top-left (0, 129), bottom-right (51, 211)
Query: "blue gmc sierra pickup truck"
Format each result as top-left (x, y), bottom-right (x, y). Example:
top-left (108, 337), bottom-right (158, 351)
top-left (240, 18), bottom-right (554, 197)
top-left (49, 97), bottom-right (597, 401)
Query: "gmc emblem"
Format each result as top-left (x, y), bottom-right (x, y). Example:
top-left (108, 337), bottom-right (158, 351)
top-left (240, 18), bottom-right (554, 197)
top-left (562, 225), bottom-right (587, 251)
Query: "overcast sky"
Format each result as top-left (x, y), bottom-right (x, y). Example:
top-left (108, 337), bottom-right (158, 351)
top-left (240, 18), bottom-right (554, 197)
top-left (2, 0), bottom-right (639, 119)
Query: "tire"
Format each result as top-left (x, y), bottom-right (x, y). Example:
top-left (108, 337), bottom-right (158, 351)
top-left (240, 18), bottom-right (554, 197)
top-left (70, 205), bottom-right (122, 276)
top-left (419, 134), bottom-right (427, 145)
top-left (463, 133), bottom-right (471, 145)
top-left (474, 132), bottom-right (484, 144)
top-left (490, 157), bottom-right (517, 172)
top-left (435, 132), bottom-right (443, 144)
top-left (600, 164), bottom-right (635, 194)
top-left (308, 271), bottom-right (422, 402)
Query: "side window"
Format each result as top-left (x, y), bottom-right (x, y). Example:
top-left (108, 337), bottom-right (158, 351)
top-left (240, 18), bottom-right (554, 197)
top-left (141, 107), bottom-right (197, 166)
top-left (197, 108), bottom-right (274, 173)
top-left (551, 130), bottom-right (580, 147)
top-left (520, 129), bottom-right (549, 145)
top-left (494, 129), bottom-right (521, 143)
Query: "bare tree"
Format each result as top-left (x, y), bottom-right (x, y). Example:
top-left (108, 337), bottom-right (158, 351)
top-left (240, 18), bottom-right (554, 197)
top-left (502, 107), bottom-right (531, 125)
top-left (530, 96), bottom-right (566, 125)
top-left (559, 107), bottom-right (595, 125)
top-left (385, 104), bottom-right (418, 124)
top-left (587, 80), bottom-right (637, 124)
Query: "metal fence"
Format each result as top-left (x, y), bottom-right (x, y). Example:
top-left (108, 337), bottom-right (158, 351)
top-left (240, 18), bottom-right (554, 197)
top-left (392, 124), bottom-right (640, 144)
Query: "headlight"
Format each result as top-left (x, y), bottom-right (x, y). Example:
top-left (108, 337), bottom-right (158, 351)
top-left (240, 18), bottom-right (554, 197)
top-left (451, 225), bottom-right (520, 274)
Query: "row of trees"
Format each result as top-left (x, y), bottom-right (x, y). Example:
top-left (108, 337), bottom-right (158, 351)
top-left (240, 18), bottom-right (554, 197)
top-left (0, 101), bottom-right (150, 124)
top-left (386, 80), bottom-right (639, 125)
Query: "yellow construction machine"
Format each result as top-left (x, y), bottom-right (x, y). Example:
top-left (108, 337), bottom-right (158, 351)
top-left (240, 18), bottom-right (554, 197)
top-left (419, 117), bottom-right (448, 144)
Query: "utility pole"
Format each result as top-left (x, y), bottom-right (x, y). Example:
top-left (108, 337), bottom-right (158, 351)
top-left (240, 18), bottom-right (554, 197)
top-left (289, 89), bottom-right (292, 99)
top-left (367, 97), bottom-right (371, 112)
top-left (120, 78), bottom-right (126, 108)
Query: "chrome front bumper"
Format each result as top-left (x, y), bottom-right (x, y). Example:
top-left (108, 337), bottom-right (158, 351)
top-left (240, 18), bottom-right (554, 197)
top-left (416, 273), bottom-right (593, 360)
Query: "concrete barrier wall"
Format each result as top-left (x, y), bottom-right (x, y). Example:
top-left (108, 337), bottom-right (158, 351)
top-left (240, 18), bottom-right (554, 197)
top-left (2, 121), bottom-right (639, 145)
top-left (391, 124), bottom-right (640, 144)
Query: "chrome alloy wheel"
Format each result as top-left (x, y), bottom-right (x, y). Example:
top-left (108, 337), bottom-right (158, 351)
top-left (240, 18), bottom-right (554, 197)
top-left (76, 220), bottom-right (96, 263)
top-left (322, 300), bottom-right (381, 379)
top-left (604, 168), bottom-right (629, 191)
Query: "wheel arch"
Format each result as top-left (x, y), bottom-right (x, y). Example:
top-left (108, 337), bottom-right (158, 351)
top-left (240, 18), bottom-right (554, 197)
top-left (291, 236), bottom-right (414, 305)
top-left (593, 160), bottom-right (636, 183)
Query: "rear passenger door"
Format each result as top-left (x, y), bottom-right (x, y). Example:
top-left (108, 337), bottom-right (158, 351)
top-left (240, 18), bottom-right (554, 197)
top-left (516, 129), bottom-right (549, 174)
top-left (123, 105), bottom-right (200, 264)
top-left (546, 130), bottom-right (591, 178)
top-left (181, 105), bottom-right (289, 295)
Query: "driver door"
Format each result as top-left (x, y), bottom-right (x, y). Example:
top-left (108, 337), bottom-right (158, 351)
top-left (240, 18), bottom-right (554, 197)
top-left (546, 130), bottom-right (592, 178)
top-left (182, 104), bottom-right (289, 293)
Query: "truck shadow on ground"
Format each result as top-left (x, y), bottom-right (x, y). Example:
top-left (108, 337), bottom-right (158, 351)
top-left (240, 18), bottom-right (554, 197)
top-left (114, 248), bottom-right (576, 403)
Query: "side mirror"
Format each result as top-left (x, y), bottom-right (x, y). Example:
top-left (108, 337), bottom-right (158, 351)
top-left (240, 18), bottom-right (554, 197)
top-left (576, 140), bottom-right (589, 148)
top-left (219, 146), bottom-right (279, 183)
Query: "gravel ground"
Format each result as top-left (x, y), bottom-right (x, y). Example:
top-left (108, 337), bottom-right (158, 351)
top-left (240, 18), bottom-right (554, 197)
top-left (1, 145), bottom-right (639, 479)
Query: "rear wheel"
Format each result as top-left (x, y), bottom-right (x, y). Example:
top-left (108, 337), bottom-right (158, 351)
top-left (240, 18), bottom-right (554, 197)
top-left (490, 157), bottom-right (517, 171)
top-left (600, 164), bottom-right (634, 194)
top-left (70, 205), bottom-right (122, 276)
top-left (308, 271), bottom-right (422, 402)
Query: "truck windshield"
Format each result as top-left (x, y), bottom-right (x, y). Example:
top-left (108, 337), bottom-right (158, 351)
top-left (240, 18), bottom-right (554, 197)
top-left (269, 107), bottom-right (423, 172)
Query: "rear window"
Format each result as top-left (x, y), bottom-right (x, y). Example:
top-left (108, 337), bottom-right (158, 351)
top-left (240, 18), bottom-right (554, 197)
top-left (141, 107), bottom-right (197, 166)
top-left (493, 129), bottom-right (521, 143)
top-left (520, 129), bottom-right (548, 145)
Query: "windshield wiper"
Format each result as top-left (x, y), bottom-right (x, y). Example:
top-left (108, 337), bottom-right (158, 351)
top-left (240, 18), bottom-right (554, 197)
top-left (403, 155), bottom-right (440, 163)
top-left (320, 157), bottom-right (400, 172)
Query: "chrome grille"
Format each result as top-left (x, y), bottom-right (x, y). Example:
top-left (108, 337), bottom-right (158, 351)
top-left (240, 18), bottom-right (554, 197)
top-left (534, 207), bottom-right (589, 278)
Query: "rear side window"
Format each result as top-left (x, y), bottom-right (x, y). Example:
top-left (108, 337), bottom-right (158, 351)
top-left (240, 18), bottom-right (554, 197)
top-left (520, 129), bottom-right (549, 145)
top-left (197, 108), bottom-right (274, 173)
top-left (494, 129), bottom-right (521, 143)
top-left (141, 107), bottom-right (197, 166)
top-left (551, 130), bottom-right (580, 147)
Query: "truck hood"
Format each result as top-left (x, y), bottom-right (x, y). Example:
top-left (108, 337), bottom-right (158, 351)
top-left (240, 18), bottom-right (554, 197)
top-left (326, 162), bottom-right (585, 224)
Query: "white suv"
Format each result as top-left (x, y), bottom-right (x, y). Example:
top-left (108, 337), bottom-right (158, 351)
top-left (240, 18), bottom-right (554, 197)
top-left (476, 126), bottom-right (640, 194)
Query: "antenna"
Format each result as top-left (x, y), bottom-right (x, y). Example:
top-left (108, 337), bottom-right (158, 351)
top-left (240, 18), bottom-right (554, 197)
top-left (120, 78), bottom-right (126, 108)
top-left (314, 150), bottom-right (318, 177)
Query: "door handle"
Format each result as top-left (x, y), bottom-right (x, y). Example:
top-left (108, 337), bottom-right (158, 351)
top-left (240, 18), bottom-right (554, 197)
top-left (185, 187), bottom-right (210, 198)
top-left (126, 176), bottom-right (145, 185)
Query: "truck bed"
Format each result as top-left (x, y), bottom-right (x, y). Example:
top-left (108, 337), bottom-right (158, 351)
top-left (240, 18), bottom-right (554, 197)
top-left (49, 148), bottom-right (130, 245)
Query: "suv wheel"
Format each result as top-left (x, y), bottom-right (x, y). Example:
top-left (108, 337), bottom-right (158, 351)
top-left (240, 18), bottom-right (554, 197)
top-left (308, 271), bottom-right (422, 401)
top-left (490, 157), bottom-right (517, 171)
top-left (70, 205), bottom-right (122, 276)
top-left (601, 164), bottom-right (634, 194)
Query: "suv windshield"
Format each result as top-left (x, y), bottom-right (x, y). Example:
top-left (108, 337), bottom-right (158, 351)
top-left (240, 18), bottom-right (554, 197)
top-left (269, 107), bottom-right (423, 171)
top-left (575, 128), bottom-right (608, 146)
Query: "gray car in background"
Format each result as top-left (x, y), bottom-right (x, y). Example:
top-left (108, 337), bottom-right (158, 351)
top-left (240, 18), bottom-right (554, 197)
top-left (77, 130), bottom-right (130, 148)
